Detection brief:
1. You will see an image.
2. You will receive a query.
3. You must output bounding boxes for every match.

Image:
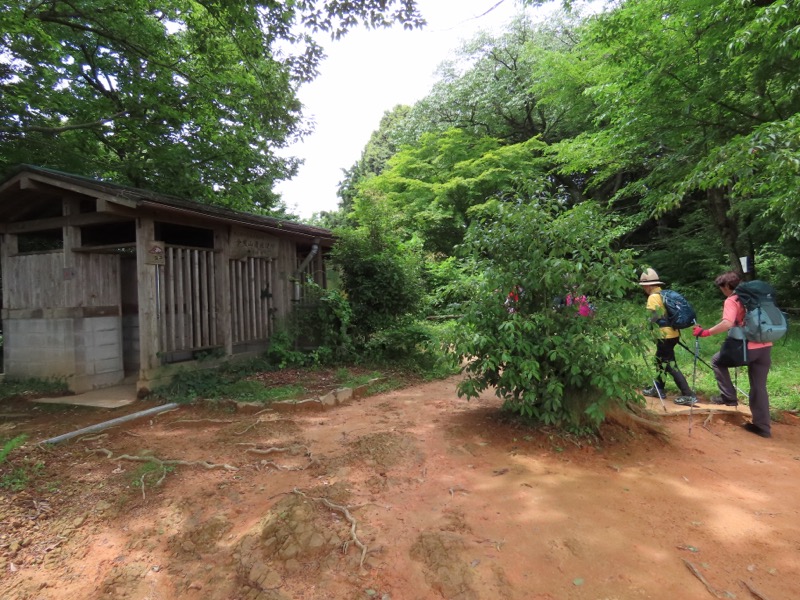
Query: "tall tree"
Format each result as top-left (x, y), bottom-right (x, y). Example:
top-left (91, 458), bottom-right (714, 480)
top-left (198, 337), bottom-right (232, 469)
top-left (337, 104), bottom-right (411, 216)
top-left (0, 0), bottom-right (424, 211)
top-left (546, 0), bottom-right (800, 271)
top-left (354, 129), bottom-right (549, 254)
top-left (400, 12), bottom-right (585, 147)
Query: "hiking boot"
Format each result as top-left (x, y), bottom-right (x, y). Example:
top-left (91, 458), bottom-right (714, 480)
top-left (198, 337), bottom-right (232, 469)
top-left (709, 395), bottom-right (737, 406)
top-left (642, 386), bottom-right (665, 398)
top-left (743, 422), bottom-right (771, 438)
top-left (674, 395), bottom-right (698, 406)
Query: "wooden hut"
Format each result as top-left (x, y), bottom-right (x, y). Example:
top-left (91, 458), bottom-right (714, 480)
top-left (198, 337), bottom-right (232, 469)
top-left (0, 165), bottom-right (335, 394)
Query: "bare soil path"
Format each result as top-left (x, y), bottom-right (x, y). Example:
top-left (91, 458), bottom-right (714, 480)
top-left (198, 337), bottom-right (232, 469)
top-left (2, 374), bottom-right (800, 600)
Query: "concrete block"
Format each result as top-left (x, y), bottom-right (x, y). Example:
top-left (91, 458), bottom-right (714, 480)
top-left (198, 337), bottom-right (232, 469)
top-left (334, 387), bottom-right (353, 403)
top-left (319, 390), bottom-right (338, 406)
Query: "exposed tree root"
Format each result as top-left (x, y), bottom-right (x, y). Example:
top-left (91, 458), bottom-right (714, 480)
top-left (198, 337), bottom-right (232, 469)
top-left (79, 433), bottom-right (110, 442)
top-left (234, 422), bottom-right (259, 436)
top-left (243, 444), bottom-right (316, 470)
top-left (233, 413), bottom-right (283, 436)
top-left (139, 465), bottom-right (168, 499)
top-left (90, 448), bottom-right (238, 471)
top-left (292, 488), bottom-right (369, 570)
top-left (740, 579), bottom-right (772, 600)
top-left (165, 419), bottom-right (235, 427)
top-left (259, 459), bottom-right (318, 472)
top-left (606, 405), bottom-right (669, 439)
top-left (244, 444), bottom-right (311, 456)
top-left (682, 558), bottom-right (731, 598)
top-left (274, 398), bottom-right (323, 406)
top-left (702, 412), bottom-right (722, 436)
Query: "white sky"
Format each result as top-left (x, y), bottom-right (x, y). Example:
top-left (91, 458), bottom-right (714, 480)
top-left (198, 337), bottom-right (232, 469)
top-left (277, 0), bottom-right (547, 219)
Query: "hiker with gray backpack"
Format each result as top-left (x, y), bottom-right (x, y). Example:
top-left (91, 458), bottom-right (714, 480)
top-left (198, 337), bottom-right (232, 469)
top-left (638, 268), bottom-right (698, 406)
top-left (692, 270), bottom-right (787, 439)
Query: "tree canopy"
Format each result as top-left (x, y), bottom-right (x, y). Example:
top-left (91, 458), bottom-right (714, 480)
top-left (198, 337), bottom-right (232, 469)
top-left (329, 0), bottom-right (800, 428)
top-left (0, 0), bottom-right (424, 211)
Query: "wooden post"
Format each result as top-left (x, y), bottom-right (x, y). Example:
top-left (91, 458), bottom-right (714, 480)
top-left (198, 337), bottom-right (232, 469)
top-left (62, 198), bottom-right (81, 307)
top-left (0, 232), bottom-right (18, 312)
top-left (136, 217), bottom-right (160, 384)
top-left (215, 227), bottom-right (233, 356)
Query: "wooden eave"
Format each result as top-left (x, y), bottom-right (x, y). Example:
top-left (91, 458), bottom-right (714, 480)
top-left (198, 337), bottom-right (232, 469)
top-left (0, 166), bottom-right (336, 247)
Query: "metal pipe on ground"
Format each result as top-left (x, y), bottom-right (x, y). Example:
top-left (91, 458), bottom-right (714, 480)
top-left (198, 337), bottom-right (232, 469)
top-left (39, 403), bottom-right (179, 445)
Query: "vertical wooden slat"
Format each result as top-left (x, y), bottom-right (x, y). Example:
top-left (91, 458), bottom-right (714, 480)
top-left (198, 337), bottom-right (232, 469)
top-left (243, 259), bottom-right (250, 341)
top-left (267, 258), bottom-right (274, 337)
top-left (258, 258), bottom-right (266, 338)
top-left (240, 259), bottom-right (247, 341)
top-left (253, 258), bottom-right (261, 338)
top-left (183, 249), bottom-right (192, 347)
top-left (215, 229), bottom-right (232, 355)
top-left (237, 260), bottom-right (244, 343)
top-left (192, 249), bottom-right (200, 346)
top-left (199, 251), bottom-right (208, 347)
top-left (231, 260), bottom-right (240, 344)
top-left (248, 257), bottom-right (256, 340)
top-left (209, 251), bottom-right (218, 346)
top-left (176, 248), bottom-right (185, 349)
top-left (167, 248), bottom-right (176, 352)
top-left (239, 260), bottom-right (246, 342)
top-left (228, 260), bottom-right (234, 344)
top-left (157, 262), bottom-right (166, 351)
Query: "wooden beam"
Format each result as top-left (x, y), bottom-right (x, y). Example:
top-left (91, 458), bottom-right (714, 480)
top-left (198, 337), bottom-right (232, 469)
top-left (22, 172), bottom-right (137, 206)
top-left (96, 197), bottom-right (138, 217)
top-left (1, 212), bottom-right (132, 234)
top-left (72, 243), bottom-right (136, 254)
top-left (136, 217), bottom-right (161, 380)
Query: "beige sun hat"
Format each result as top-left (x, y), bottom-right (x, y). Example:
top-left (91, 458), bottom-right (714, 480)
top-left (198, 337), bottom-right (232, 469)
top-left (639, 268), bottom-right (664, 286)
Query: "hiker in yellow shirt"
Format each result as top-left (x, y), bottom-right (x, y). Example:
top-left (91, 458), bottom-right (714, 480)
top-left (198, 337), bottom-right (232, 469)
top-left (639, 269), bottom-right (696, 406)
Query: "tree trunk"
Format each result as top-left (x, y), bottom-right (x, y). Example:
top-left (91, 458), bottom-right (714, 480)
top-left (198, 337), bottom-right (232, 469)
top-left (706, 187), bottom-right (744, 274)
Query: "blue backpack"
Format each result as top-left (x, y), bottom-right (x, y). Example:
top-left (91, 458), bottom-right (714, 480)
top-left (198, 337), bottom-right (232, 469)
top-left (734, 280), bottom-right (788, 343)
top-left (657, 289), bottom-right (697, 329)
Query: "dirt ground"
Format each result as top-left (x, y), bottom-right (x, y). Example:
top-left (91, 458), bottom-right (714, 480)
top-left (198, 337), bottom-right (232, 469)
top-left (2, 372), bottom-right (800, 600)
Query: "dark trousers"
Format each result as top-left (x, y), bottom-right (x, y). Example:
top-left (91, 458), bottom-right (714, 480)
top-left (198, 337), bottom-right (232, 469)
top-left (654, 337), bottom-right (693, 396)
top-left (711, 346), bottom-right (772, 433)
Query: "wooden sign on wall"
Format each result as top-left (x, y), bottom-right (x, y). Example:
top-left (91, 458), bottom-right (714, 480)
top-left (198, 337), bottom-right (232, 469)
top-left (230, 231), bottom-right (279, 260)
top-left (145, 241), bottom-right (165, 265)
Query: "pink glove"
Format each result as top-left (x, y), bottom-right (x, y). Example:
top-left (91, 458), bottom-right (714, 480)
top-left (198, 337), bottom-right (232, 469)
top-left (692, 326), bottom-right (711, 337)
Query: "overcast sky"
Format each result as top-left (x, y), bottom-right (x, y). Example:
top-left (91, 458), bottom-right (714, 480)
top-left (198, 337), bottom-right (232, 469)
top-left (276, 0), bottom-right (546, 219)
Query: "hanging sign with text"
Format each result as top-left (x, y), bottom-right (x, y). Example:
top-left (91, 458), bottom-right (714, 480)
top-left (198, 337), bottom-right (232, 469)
top-left (230, 231), bottom-right (279, 260)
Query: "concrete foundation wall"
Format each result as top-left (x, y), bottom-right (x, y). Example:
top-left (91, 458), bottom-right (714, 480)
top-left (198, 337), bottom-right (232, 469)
top-left (3, 316), bottom-right (124, 392)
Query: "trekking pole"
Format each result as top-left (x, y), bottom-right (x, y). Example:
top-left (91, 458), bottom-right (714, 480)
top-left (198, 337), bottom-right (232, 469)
top-left (691, 332), bottom-right (699, 391)
top-left (641, 354), bottom-right (667, 413)
top-left (676, 341), bottom-right (749, 400)
top-left (733, 368), bottom-right (749, 405)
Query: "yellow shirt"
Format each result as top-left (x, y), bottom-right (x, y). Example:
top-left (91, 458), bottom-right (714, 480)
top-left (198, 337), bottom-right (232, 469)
top-left (646, 288), bottom-right (679, 339)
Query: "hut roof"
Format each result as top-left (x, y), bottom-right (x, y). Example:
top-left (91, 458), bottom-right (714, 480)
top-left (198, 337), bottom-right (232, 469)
top-left (0, 165), bottom-right (335, 245)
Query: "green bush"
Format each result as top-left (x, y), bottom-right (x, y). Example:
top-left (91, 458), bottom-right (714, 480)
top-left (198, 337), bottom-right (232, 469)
top-left (288, 283), bottom-right (355, 362)
top-left (265, 329), bottom-right (313, 369)
top-left (452, 200), bottom-right (648, 432)
top-left (363, 319), bottom-right (459, 378)
top-left (331, 201), bottom-right (425, 341)
top-left (0, 434), bottom-right (27, 465)
top-left (0, 377), bottom-right (69, 400)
